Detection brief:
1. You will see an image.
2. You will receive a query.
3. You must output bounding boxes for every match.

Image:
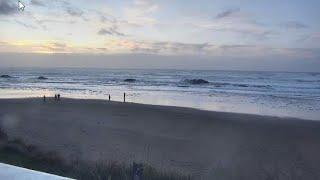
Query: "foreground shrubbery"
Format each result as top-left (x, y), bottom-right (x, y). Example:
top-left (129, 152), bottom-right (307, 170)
top-left (0, 127), bottom-right (191, 180)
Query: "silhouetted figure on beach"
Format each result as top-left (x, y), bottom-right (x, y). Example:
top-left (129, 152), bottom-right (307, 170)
top-left (57, 94), bottom-right (60, 101)
top-left (43, 95), bottom-right (46, 102)
top-left (109, 94), bottom-right (111, 101)
top-left (123, 92), bottom-right (126, 102)
top-left (54, 94), bottom-right (57, 101)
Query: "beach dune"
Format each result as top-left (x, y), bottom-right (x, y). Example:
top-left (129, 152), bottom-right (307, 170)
top-left (0, 98), bottom-right (320, 179)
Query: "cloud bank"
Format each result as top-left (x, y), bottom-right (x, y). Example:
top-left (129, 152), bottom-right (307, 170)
top-left (0, 0), bottom-right (16, 15)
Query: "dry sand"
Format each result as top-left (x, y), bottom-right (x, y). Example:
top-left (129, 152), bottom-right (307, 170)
top-left (0, 98), bottom-right (320, 179)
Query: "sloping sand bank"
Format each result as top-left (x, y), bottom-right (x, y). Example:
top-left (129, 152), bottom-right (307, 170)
top-left (1, 98), bottom-right (320, 179)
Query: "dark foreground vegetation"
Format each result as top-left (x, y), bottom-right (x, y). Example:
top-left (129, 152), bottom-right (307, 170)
top-left (0, 127), bottom-right (191, 180)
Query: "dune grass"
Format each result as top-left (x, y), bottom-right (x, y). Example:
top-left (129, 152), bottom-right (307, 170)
top-left (0, 127), bottom-right (191, 180)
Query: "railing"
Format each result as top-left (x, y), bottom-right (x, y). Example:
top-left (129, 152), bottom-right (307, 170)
top-left (0, 163), bottom-right (74, 180)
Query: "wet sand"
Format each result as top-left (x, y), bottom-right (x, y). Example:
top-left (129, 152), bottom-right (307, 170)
top-left (0, 98), bottom-right (320, 179)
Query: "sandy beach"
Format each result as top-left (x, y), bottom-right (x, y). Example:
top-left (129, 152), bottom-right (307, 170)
top-left (0, 98), bottom-right (320, 179)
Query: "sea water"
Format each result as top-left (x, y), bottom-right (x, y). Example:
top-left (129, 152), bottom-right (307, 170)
top-left (0, 68), bottom-right (319, 120)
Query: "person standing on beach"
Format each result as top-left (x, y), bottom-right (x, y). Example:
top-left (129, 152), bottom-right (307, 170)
top-left (109, 94), bottom-right (111, 101)
top-left (54, 94), bottom-right (57, 101)
top-left (123, 92), bottom-right (126, 102)
top-left (43, 95), bottom-right (46, 102)
top-left (57, 94), bottom-right (60, 101)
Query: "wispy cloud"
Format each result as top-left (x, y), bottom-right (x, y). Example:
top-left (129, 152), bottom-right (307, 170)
top-left (0, 41), bottom-right (78, 53)
top-left (0, 41), bottom-right (7, 45)
top-left (66, 7), bottom-right (84, 17)
top-left (97, 26), bottom-right (125, 36)
top-left (193, 20), bottom-right (272, 40)
top-left (1, 38), bottom-right (319, 59)
top-left (96, 47), bottom-right (108, 51)
top-left (215, 8), bottom-right (240, 19)
top-left (128, 41), bottom-right (209, 54)
top-left (297, 32), bottom-right (320, 44)
top-left (98, 12), bottom-right (116, 24)
top-left (33, 0), bottom-right (86, 20)
top-left (124, 0), bottom-right (158, 26)
top-left (102, 39), bottom-right (319, 58)
top-left (44, 42), bottom-right (67, 52)
top-left (22, 12), bottom-right (48, 30)
top-left (127, 0), bottom-right (159, 16)
top-left (30, 0), bottom-right (45, 6)
top-left (191, 8), bottom-right (273, 40)
top-left (15, 20), bottom-right (37, 29)
top-left (281, 21), bottom-right (308, 30)
top-left (96, 10), bottom-right (143, 29)
top-left (30, 0), bottom-right (69, 8)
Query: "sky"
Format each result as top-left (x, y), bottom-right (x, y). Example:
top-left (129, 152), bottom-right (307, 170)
top-left (0, 0), bottom-right (320, 71)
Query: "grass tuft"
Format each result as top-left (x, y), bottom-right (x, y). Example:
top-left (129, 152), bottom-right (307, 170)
top-left (0, 127), bottom-right (191, 180)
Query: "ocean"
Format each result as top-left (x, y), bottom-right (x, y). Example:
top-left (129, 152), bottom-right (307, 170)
top-left (0, 68), bottom-right (319, 120)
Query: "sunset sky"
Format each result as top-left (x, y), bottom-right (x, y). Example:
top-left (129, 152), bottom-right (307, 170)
top-left (0, 0), bottom-right (319, 71)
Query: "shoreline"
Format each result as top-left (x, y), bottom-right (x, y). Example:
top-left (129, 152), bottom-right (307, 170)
top-left (0, 96), bottom-right (315, 121)
top-left (1, 97), bottom-right (320, 179)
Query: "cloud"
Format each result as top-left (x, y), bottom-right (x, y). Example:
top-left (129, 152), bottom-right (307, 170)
top-left (128, 0), bottom-right (159, 16)
top-left (189, 9), bottom-right (274, 40)
top-left (124, 0), bottom-right (158, 26)
top-left (102, 39), bottom-right (320, 59)
top-left (97, 26), bottom-right (125, 36)
top-left (0, 41), bottom-right (68, 53)
top-left (31, 42), bottom-right (69, 53)
top-left (215, 27), bottom-right (272, 39)
top-left (43, 42), bottom-right (68, 52)
top-left (66, 7), bottom-right (84, 17)
top-left (22, 12), bottom-right (48, 30)
top-left (281, 21), bottom-right (308, 30)
top-left (297, 32), bottom-right (320, 45)
top-left (108, 40), bottom-right (238, 55)
top-left (52, 42), bottom-right (66, 48)
top-left (36, 18), bottom-right (75, 25)
top-left (15, 20), bottom-right (37, 29)
top-left (98, 40), bottom-right (212, 55)
top-left (194, 20), bottom-right (272, 40)
top-left (0, 0), bottom-right (16, 15)
top-left (0, 41), bottom-right (7, 45)
top-left (96, 10), bottom-right (144, 32)
top-left (30, 0), bottom-right (45, 6)
top-left (311, 32), bottom-right (320, 40)
top-left (64, 5), bottom-right (89, 21)
top-left (96, 47), bottom-right (108, 51)
top-left (215, 8), bottom-right (240, 19)
top-left (0, 40), bottom-right (112, 54)
top-left (130, 41), bottom-right (209, 54)
top-left (99, 13), bottom-right (115, 23)
top-left (1, 39), bottom-right (319, 60)
top-left (191, 8), bottom-right (273, 39)
top-left (30, 0), bottom-right (69, 8)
